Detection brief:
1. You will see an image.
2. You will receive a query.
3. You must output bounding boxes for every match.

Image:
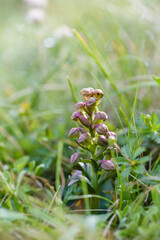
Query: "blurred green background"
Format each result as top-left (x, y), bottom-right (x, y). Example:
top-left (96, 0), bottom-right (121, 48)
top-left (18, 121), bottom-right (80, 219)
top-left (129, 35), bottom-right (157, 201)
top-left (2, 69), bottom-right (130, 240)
top-left (0, 0), bottom-right (159, 178)
top-left (0, 1), bottom-right (160, 239)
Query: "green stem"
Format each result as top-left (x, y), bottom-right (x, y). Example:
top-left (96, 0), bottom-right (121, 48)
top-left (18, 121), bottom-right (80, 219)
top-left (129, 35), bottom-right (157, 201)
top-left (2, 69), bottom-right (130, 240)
top-left (88, 107), bottom-right (99, 213)
top-left (90, 151), bottom-right (99, 213)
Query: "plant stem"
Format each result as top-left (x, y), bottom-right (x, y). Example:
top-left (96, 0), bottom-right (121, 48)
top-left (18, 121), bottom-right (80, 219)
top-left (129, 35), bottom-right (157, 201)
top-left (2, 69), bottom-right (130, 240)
top-left (90, 151), bottom-right (99, 213)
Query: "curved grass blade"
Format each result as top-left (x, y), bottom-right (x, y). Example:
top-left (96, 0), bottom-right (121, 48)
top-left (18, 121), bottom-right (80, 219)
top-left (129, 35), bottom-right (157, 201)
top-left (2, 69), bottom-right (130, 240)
top-left (67, 76), bottom-right (78, 103)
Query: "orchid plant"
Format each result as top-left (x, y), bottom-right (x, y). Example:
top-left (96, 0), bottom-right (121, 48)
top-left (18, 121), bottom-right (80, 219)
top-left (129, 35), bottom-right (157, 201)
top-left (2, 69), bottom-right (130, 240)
top-left (68, 87), bottom-right (118, 210)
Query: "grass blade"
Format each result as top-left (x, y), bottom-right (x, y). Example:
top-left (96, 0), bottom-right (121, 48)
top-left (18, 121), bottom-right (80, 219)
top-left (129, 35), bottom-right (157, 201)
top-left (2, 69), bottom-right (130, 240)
top-left (56, 140), bottom-right (64, 192)
top-left (67, 76), bottom-right (78, 103)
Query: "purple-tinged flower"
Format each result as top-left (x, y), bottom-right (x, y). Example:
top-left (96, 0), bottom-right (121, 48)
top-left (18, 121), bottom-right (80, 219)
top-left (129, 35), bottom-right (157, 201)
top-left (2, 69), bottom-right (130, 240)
top-left (93, 123), bottom-right (108, 134)
top-left (79, 128), bottom-right (87, 134)
top-left (100, 160), bottom-right (115, 170)
top-left (80, 87), bottom-right (94, 100)
top-left (68, 170), bottom-right (82, 186)
top-left (78, 133), bottom-right (90, 143)
top-left (68, 128), bottom-right (80, 138)
top-left (70, 152), bottom-right (79, 164)
top-left (97, 135), bottom-right (108, 147)
top-left (78, 115), bottom-right (91, 127)
top-left (108, 131), bottom-right (116, 138)
top-left (71, 111), bottom-right (90, 127)
top-left (68, 127), bottom-right (87, 138)
top-left (95, 111), bottom-right (108, 121)
top-left (93, 89), bottom-right (104, 100)
top-left (71, 111), bottom-right (82, 121)
top-left (86, 97), bottom-right (97, 110)
top-left (75, 102), bottom-right (86, 110)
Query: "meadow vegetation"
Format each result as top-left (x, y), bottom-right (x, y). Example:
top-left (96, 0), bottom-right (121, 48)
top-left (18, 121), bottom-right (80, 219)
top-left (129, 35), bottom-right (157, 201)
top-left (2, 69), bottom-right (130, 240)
top-left (0, 0), bottom-right (160, 239)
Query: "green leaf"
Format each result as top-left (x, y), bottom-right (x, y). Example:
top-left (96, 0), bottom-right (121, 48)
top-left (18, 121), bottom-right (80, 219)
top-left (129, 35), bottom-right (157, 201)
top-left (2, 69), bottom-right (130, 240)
top-left (95, 147), bottom-right (107, 159)
top-left (29, 161), bottom-right (35, 173)
top-left (151, 112), bottom-right (158, 126)
top-left (121, 145), bottom-right (131, 158)
top-left (98, 171), bottom-right (116, 186)
top-left (0, 209), bottom-right (27, 221)
top-left (132, 147), bottom-right (146, 159)
top-left (152, 75), bottom-right (160, 86)
top-left (152, 185), bottom-right (160, 209)
top-left (122, 205), bottom-right (131, 218)
top-left (115, 157), bottom-right (130, 166)
top-left (133, 164), bottom-right (145, 175)
top-left (151, 133), bottom-right (160, 143)
top-left (130, 205), bottom-right (144, 219)
top-left (135, 156), bottom-right (150, 163)
top-left (63, 184), bottom-right (75, 203)
top-left (35, 164), bottom-right (45, 176)
top-left (15, 170), bottom-right (26, 196)
top-left (78, 162), bottom-right (92, 181)
top-left (120, 167), bottom-right (131, 178)
top-left (142, 206), bottom-right (158, 226)
top-left (13, 156), bottom-right (29, 172)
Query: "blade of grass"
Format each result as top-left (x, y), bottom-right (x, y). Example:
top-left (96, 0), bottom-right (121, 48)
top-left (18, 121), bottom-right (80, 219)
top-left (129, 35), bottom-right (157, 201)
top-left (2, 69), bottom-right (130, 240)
top-left (150, 155), bottom-right (160, 176)
top-left (67, 76), bottom-right (78, 103)
top-left (124, 83), bottom-right (140, 153)
top-left (73, 29), bottom-right (133, 117)
top-left (115, 81), bottom-right (157, 94)
top-left (73, 29), bottom-right (114, 88)
top-left (119, 107), bottom-right (130, 127)
top-left (56, 140), bottom-right (64, 192)
top-left (68, 194), bottom-right (113, 204)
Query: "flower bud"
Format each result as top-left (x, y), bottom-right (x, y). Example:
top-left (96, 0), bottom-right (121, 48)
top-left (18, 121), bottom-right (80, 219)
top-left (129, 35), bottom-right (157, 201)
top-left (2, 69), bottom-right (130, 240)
top-left (93, 89), bottom-right (104, 100)
top-left (97, 135), bottom-right (108, 147)
top-left (75, 102), bottom-right (86, 110)
top-left (68, 128), bottom-right (80, 138)
top-left (86, 97), bottom-right (97, 110)
top-left (68, 127), bottom-right (86, 138)
top-left (106, 131), bottom-right (116, 137)
top-left (80, 87), bottom-right (94, 99)
top-left (79, 128), bottom-right (87, 134)
top-left (71, 111), bottom-right (82, 121)
top-left (79, 115), bottom-right (91, 127)
top-left (94, 123), bottom-right (108, 134)
top-left (71, 111), bottom-right (90, 127)
top-left (101, 160), bottom-right (115, 170)
top-left (70, 152), bottom-right (79, 164)
top-left (95, 111), bottom-right (108, 121)
top-left (78, 133), bottom-right (90, 143)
